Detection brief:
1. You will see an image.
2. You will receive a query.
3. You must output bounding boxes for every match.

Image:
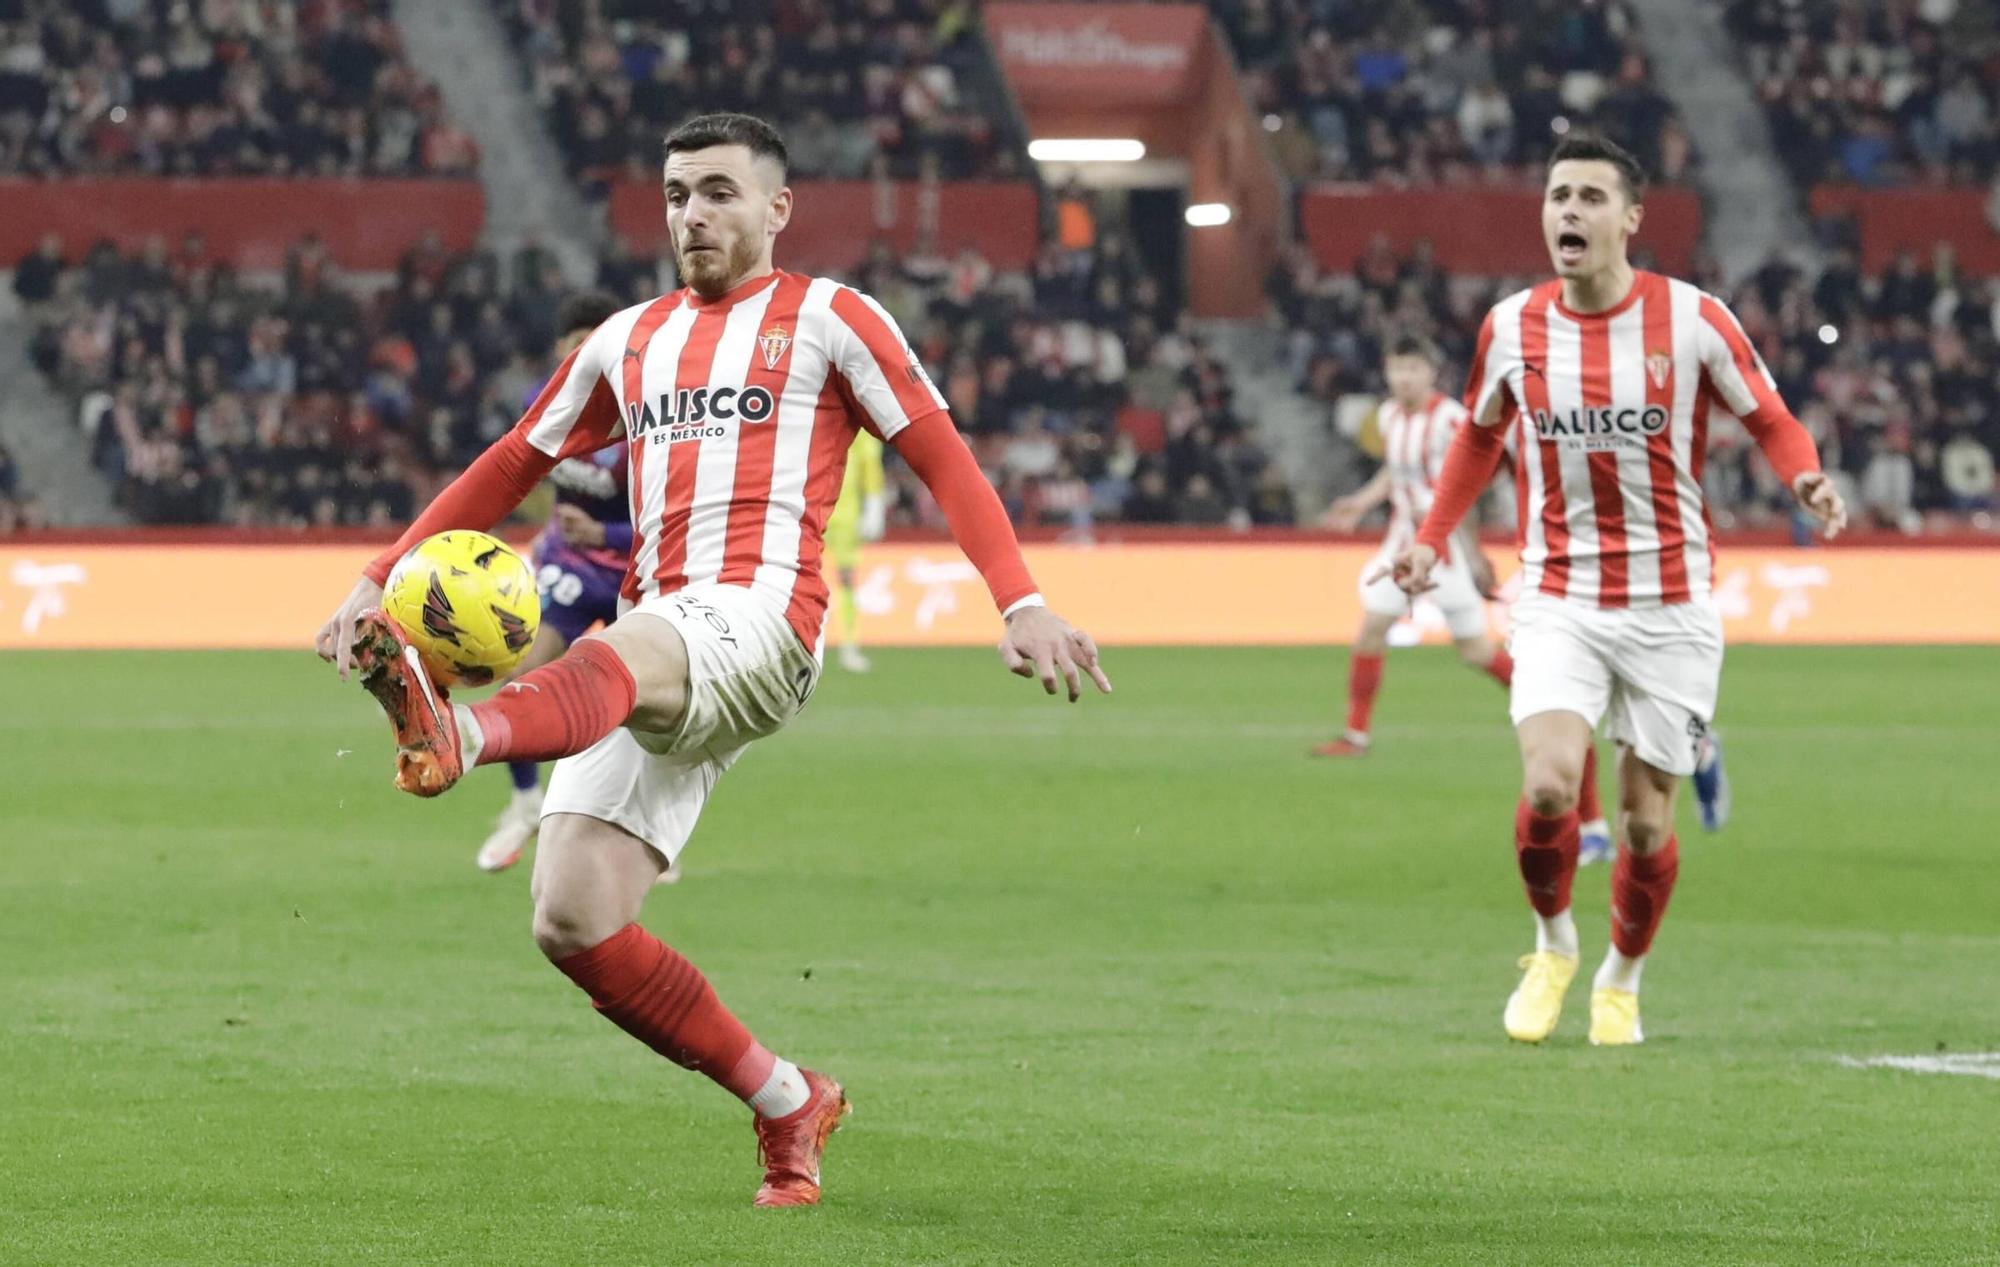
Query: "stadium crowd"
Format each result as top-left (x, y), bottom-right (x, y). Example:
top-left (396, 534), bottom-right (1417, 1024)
top-left (1219, 0), bottom-right (1692, 186)
top-left (1272, 232), bottom-right (1999, 529)
top-left (1723, 0), bottom-right (2000, 187)
top-left (0, 0), bottom-right (477, 178)
top-left (491, 0), bottom-right (1017, 190)
top-left (12, 215), bottom-right (1277, 531)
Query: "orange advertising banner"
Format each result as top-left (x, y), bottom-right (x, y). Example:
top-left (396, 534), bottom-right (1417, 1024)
top-left (0, 543), bottom-right (1996, 651)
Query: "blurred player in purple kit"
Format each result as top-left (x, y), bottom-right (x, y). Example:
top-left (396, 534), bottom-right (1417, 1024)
top-left (477, 290), bottom-right (629, 872)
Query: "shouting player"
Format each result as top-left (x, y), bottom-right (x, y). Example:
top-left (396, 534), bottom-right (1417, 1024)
top-left (825, 427), bottom-right (886, 672)
top-left (1381, 134), bottom-right (1845, 1046)
top-left (315, 113), bottom-right (1111, 1205)
top-left (1315, 334), bottom-right (1611, 859)
top-left (477, 289), bottom-right (629, 874)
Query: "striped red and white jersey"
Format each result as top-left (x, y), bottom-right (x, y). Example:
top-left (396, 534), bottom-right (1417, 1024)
top-left (1464, 270), bottom-right (1797, 608)
top-left (1378, 390), bottom-right (1470, 551)
top-left (513, 269), bottom-right (947, 647)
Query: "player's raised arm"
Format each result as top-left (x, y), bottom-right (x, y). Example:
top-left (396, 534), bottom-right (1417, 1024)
top-left (1697, 296), bottom-right (1848, 538)
top-left (314, 328), bottom-right (625, 678)
top-left (824, 286), bottom-right (1109, 701)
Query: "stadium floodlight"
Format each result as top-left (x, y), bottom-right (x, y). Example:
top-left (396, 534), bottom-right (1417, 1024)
top-left (1818, 324), bottom-right (1840, 345)
top-left (1184, 203), bottom-right (1233, 227)
top-left (1027, 139), bottom-right (1146, 163)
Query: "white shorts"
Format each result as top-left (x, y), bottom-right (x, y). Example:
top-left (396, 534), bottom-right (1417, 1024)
top-left (1507, 592), bottom-right (1722, 777)
top-left (1359, 549), bottom-right (1489, 640)
top-left (541, 584), bottom-right (820, 871)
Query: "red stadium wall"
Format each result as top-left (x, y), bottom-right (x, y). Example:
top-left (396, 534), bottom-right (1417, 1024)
top-left (1299, 186), bottom-right (1703, 277)
top-left (608, 179), bottom-right (1042, 275)
top-left (4, 539), bottom-right (1996, 650)
top-left (1807, 186), bottom-right (2000, 274)
top-left (0, 179), bottom-right (485, 271)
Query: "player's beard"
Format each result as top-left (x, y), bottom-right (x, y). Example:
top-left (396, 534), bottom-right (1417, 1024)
top-left (679, 233), bottom-right (759, 299)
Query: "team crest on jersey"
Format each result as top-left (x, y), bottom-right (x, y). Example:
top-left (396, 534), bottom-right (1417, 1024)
top-left (1646, 350), bottom-right (1672, 389)
top-left (758, 324), bottom-right (792, 370)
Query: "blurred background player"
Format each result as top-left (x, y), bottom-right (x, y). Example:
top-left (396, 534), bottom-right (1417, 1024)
top-left (1318, 334), bottom-right (1611, 859)
top-left (476, 289), bottom-right (628, 874)
top-left (1384, 135), bottom-right (1846, 1048)
top-left (824, 428), bottom-right (886, 673)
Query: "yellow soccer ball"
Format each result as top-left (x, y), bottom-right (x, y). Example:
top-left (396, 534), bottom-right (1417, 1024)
top-left (381, 531), bottom-right (540, 687)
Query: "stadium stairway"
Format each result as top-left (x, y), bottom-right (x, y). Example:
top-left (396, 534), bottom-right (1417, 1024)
top-left (0, 292), bottom-right (124, 525)
top-left (389, 0), bottom-right (603, 284)
top-left (1199, 319), bottom-right (1354, 516)
top-left (1625, 0), bottom-right (1819, 280)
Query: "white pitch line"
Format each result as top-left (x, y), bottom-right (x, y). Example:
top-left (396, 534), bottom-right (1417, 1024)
top-left (1836, 1053), bottom-right (2000, 1081)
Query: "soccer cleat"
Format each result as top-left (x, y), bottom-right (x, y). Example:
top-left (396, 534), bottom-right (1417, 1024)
top-left (475, 792), bottom-right (541, 872)
top-left (351, 609), bottom-right (464, 798)
top-left (753, 1069), bottom-right (850, 1208)
top-left (1311, 734), bottom-right (1369, 758)
top-left (1589, 987), bottom-right (1644, 1046)
top-left (1578, 819), bottom-right (1614, 866)
top-left (1503, 950), bottom-right (1579, 1043)
top-left (1694, 731), bottom-right (1730, 831)
top-left (836, 644), bottom-right (872, 673)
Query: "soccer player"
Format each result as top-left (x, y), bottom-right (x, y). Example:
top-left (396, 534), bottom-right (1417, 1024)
top-left (477, 290), bottom-right (630, 874)
top-left (1314, 334), bottom-right (1612, 860)
top-left (314, 113), bottom-right (1112, 1205)
top-left (824, 427), bottom-right (886, 672)
top-left (1379, 134), bottom-right (1846, 1046)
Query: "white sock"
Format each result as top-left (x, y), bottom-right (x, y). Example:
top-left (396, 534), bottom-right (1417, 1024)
top-left (747, 1058), bottom-right (810, 1119)
top-left (1596, 948), bottom-right (1645, 993)
top-left (1344, 728), bottom-right (1369, 746)
top-left (1535, 908), bottom-right (1579, 959)
top-left (511, 783), bottom-right (542, 811)
top-left (1581, 817), bottom-right (1609, 839)
top-left (454, 704), bottom-right (483, 765)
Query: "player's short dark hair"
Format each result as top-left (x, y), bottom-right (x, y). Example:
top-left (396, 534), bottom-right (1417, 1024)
top-left (663, 112), bottom-right (788, 176)
top-left (1386, 332), bottom-right (1442, 366)
top-left (556, 289), bottom-right (622, 339)
top-left (1548, 133), bottom-right (1646, 204)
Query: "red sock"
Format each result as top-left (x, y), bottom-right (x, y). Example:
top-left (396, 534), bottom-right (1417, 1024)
top-left (1485, 647), bottom-right (1514, 687)
top-left (467, 637), bottom-right (636, 766)
top-left (1610, 837), bottom-right (1679, 957)
top-left (1577, 744), bottom-right (1603, 823)
top-left (554, 924), bottom-right (780, 1101)
top-left (1346, 652), bottom-right (1384, 736)
top-left (1513, 799), bottom-right (1580, 917)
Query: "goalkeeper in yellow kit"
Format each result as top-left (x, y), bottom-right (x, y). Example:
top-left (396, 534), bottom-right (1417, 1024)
top-left (825, 429), bottom-right (887, 672)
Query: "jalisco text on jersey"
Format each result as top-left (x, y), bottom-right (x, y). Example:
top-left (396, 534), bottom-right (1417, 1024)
top-left (626, 385), bottom-right (778, 439)
top-left (1530, 404), bottom-right (1671, 440)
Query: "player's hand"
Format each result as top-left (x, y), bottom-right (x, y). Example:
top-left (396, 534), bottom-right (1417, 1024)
top-left (998, 605), bottom-right (1112, 702)
top-left (1792, 471), bottom-right (1848, 540)
top-left (553, 503), bottom-right (607, 548)
top-left (1367, 543), bottom-right (1440, 596)
top-left (1319, 498), bottom-right (1365, 533)
top-left (315, 575), bottom-right (385, 681)
top-left (1471, 551), bottom-right (1501, 600)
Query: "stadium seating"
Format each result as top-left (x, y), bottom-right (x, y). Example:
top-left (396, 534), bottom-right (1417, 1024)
top-left (490, 0), bottom-right (1020, 188)
top-left (1217, 0), bottom-right (1691, 185)
top-left (1723, 0), bottom-right (2000, 187)
top-left (0, 0), bottom-right (474, 177)
top-left (14, 219), bottom-right (1272, 530)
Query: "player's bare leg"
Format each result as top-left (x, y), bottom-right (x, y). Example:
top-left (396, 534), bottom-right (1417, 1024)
top-left (1504, 709), bottom-right (1593, 1042)
top-left (533, 810), bottom-right (849, 1206)
top-left (1590, 748), bottom-right (1681, 1046)
top-left (1451, 632), bottom-right (1611, 861)
top-left (1313, 611), bottom-right (1395, 756)
top-left (477, 622), bottom-right (570, 872)
top-left (834, 564), bottom-right (870, 673)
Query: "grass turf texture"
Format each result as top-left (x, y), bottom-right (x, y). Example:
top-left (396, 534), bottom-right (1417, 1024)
top-left (2, 645), bottom-right (1995, 1266)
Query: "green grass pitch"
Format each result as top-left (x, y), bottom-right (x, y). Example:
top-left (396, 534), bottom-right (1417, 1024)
top-left (3, 645), bottom-right (1995, 1265)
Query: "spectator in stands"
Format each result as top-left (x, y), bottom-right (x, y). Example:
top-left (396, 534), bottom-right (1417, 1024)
top-left (12, 233), bottom-right (62, 308)
top-left (0, 0), bottom-right (471, 178)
